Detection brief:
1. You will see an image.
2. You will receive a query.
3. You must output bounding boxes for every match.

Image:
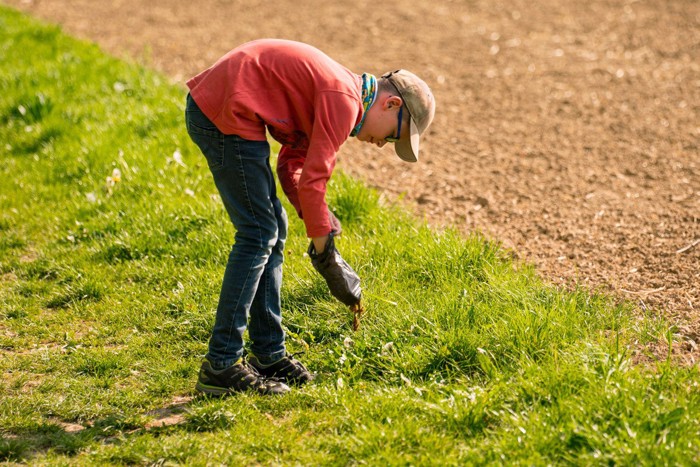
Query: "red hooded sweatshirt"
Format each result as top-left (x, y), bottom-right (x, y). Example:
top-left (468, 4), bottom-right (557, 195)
top-left (186, 39), bottom-right (363, 237)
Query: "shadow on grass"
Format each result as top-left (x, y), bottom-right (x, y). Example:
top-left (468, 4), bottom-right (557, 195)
top-left (0, 396), bottom-right (194, 463)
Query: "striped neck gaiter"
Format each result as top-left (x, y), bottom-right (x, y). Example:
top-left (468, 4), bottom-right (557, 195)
top-left (350, 73), bottom-right (377, 137)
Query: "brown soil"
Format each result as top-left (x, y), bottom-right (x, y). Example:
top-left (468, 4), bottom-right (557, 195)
top-left (5, 0), bottom-right (699, 361)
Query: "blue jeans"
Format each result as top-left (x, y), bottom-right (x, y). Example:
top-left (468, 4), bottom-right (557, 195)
top-left (185, 93), bottom-right (287, 368)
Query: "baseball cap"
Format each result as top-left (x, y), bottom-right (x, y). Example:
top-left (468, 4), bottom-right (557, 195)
top-left (381, 70), bottom-right (436, 162)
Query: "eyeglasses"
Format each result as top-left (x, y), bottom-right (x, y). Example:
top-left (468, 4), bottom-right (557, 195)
top-left (384, 105), bottom-right (403, 143)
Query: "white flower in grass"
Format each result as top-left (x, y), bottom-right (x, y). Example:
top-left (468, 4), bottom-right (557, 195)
top-left (381, 341), bottom-right (394, 356)
top-left (105, 168), bottom-right (122, 193)
top-left (185, 188), bottom-right (195, 197)
top-left (171, 149), bottom-right (186, 168)
top-left (86, 192), bottom-right (97, 203)
top-left (111, 168), bottom-right (121, 182)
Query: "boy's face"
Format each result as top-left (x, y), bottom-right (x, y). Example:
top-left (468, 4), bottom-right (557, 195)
top-left (355, 93), bottom-right (404, 149)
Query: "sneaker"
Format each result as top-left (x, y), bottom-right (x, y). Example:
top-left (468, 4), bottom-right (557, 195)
top-left (195, 359), bottom-right (290, 396)
top-left (248, 353), bottom-right (314, 386)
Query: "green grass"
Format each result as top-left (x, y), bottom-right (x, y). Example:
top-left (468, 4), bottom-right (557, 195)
top-left (1, 6), bottom-right (698, 465)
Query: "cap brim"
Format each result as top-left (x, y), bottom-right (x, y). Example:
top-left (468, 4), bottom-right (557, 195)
top-left (394, 118), bottom-right (420, 163)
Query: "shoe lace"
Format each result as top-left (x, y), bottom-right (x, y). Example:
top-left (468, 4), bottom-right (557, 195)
top-left (240, 361), bottom-right (286, 388)
top-left (285, 351), bottom-right (311, 376)
top-left (243, 360), bottom-right (263, 377)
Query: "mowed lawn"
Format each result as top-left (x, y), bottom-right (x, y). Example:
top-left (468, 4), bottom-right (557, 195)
top-left (1, 7), bottom-right (698, 465)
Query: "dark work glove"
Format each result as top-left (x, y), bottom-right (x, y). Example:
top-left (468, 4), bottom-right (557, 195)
top-left (308, 232), bottom-right (361, 307)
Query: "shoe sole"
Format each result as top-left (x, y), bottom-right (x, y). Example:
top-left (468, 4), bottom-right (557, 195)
top-left (195, 381), bottom-right (290, 396)
top-left (251, 371), bottom-right (314, 387)
top-left (195, 381), bottom-right (233, 396)
top-left (271, 377), bottom-right (313, 387)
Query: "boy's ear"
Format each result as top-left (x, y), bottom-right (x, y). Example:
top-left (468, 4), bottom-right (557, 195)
top-left (383, 95), bottom-right (403, 110)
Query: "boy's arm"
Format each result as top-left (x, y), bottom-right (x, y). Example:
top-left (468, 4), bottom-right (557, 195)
top-left (295, 90), bottom-right (357, 238)
top-left (277, 146), bottom-right (306, 219)
top-left (277, 147), bottom-right (334, 252)
top-left (291, 91), bottom-right (363, 306)
top-left (278, 142), bottom-right (334, 251)
top-left (277, 90), bottom-right (358, 247)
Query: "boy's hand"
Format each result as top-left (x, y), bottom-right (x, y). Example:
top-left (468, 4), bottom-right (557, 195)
top-left (308, 233), bottom-right (361, 307)
top-left (328, 209), bottom-right (342, 236)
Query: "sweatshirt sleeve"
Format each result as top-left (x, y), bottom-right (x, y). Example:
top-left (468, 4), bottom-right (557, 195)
top-left (277, 146), bottom-right (306, 219)
top-left (294, 90), bottom-right (359, 238)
